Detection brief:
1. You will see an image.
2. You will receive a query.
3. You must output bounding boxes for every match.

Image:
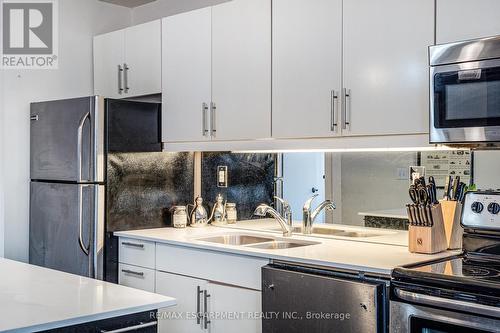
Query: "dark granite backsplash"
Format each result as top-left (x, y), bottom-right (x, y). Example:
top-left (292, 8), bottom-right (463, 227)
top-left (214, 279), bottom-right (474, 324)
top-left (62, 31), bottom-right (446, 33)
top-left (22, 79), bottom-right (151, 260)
top-left (201, 152), bottom-right (276, 220)
top-left (107, 152), bottom-right (194, 232)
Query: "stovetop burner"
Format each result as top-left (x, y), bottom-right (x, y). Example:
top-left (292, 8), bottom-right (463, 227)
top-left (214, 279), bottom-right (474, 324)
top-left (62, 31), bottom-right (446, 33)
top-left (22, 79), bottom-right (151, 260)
top-left (462, 265), bottom-right (500, 278)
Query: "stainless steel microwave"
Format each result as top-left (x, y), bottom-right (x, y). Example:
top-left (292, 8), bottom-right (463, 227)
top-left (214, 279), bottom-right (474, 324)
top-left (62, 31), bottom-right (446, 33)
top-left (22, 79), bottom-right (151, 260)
top-left (429, 35), bottom-right (500, 144)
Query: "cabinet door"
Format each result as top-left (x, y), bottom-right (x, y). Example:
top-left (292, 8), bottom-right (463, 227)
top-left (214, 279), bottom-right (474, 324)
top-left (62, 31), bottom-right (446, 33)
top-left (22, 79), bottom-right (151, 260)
top-left (343, 0), bottom-right (434, 136)
top-left (124, 20), bottom-right (162, 97)
top-left (156, 271), bottom-right (206, 333)
top-left (212, 0), bottom-right (272, 140)
top-left (93, 30), bottom-right (125, 99)
top-left (272, 0), bottom-right (342, 139)
top-left (162, 8), bottom-right (212, 142)
top-left (207, 283), bottom-right (262, 333)
top-left (436, 0), bottom-right (500, 44)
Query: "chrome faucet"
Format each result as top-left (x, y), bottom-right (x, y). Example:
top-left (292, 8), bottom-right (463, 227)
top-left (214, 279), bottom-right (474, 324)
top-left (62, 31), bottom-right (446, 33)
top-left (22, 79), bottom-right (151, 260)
top-left (274, 196), bottom-right (293, 229)
top-left (302, 195), bottom-right (336, 235)
top-left (254, 204), bottom-right (293, 237)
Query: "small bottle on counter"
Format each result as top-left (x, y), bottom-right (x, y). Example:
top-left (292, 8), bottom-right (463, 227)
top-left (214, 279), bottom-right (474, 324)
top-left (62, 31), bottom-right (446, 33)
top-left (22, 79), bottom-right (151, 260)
top-left (226, 203), bottom-right (237, 224)
top-left (172, 206), bottom-right (188, 228)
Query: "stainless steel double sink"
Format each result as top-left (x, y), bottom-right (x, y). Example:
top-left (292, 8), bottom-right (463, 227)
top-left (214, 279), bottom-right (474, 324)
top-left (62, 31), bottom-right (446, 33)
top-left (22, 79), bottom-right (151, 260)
top-left (194, 234), bottom-right (320, 250)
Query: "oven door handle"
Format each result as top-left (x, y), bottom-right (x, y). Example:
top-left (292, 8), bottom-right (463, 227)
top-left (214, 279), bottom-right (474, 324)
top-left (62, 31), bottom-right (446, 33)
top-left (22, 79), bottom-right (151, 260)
top-left (395, 288), bottom-right (500, 318)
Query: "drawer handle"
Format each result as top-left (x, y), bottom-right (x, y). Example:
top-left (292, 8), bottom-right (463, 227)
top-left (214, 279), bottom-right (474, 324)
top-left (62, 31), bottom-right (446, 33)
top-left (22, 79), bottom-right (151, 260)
top-left (122, 242), bottom-right (145, 249)
top-left (100, 321), bottom-right (157, 333)
top-left (121, 269), bottom-right (144, 277)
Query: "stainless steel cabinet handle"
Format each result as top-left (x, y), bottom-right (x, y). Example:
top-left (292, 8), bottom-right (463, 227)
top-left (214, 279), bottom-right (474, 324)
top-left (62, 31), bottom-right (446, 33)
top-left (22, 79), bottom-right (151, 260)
top-left (196, 286), bottom-right (203, 325)
top-left (121, 269), bottom-right (144, 277)
top-left (123, 63), bottom-right (130, 94)
top-left (202, 103), bottom-right (209, 137)
top-left (330, 90), bottom-right (338, 133)
top-left (203, 290), bottom-right (211, 329)
top-left (100, 321), bottom-right (157, 333)
top-left (342, 88), bottom-right (351, 130)
top-left (121, 242), bottom-right (144, 249)
top-left (78, 185), bottom-right (90, 256)
top-left (210, 102), bottom-right (217, 137)
top-left (117, 65), bottom-right (124, 95)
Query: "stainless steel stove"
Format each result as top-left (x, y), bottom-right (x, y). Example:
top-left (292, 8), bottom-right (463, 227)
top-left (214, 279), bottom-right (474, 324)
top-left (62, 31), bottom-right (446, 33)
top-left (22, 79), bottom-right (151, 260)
top-left (390, 191), bottom-right (500, 333)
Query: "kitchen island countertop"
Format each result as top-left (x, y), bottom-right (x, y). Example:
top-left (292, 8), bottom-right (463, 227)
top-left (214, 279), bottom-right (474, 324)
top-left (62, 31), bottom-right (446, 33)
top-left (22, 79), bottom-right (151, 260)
top-left (0, 258), bottom-right (176, 333)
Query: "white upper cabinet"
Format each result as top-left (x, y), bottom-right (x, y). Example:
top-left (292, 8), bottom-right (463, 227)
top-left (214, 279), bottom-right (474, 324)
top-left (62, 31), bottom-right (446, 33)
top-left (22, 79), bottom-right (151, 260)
top-left (93, 20), bottom-right (161, 99)
top-left (342, 0), bottom-right (434, 136)
top-left (94, 30), bottom-right (125, 99)
top-left (211, 0), bottom-right (272, 141)
top-left (162, 8), bottom-right (212, 143)
top-left (124, 20), bottom-right (162, 97)
top-left (272, 0), bottom-right (342, 139)
top-left (436, 0), bottom-right (500, 44)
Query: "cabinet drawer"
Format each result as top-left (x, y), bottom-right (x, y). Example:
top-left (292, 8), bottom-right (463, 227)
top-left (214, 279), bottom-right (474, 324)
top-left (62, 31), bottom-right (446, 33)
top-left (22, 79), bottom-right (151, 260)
top-left (119, 237), bottom-right (155, 269)
top-left (156, 244), bottom-right (268, 290)
top-left (119, 263), bottom-right (155, 292)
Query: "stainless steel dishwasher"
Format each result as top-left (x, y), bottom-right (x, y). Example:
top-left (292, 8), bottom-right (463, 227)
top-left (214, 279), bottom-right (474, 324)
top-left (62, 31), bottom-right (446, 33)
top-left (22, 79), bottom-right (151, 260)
top-left (262, 263), bottom-right (388, 333)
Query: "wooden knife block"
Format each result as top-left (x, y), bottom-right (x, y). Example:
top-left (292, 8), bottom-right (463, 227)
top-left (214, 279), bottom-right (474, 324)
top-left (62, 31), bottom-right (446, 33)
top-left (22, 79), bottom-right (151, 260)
top-left (439, 200), bottom-right (463, 250)
top-left (408, 204), bottom-right (448, 254)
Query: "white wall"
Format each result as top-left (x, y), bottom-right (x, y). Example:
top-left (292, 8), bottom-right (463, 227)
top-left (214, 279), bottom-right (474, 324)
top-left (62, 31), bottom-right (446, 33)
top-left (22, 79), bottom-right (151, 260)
top-left (1, 0), bottom-right (131, 262)
top-left (473, 151), bottom-right (500, 190)
top-left (131, 0), bottom-right (229, 24)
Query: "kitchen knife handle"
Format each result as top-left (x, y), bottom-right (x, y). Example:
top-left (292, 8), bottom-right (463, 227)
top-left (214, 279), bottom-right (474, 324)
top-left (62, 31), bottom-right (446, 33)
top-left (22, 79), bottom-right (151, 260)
top-left (330, 90), bottom-right (339, 133)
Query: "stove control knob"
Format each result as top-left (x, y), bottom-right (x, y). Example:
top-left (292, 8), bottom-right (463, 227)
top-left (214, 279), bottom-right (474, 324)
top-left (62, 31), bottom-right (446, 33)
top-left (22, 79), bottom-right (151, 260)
top-left (471, 202), bottom-right (484, 214)
top-left (488, 202), bottom-right (500, 215)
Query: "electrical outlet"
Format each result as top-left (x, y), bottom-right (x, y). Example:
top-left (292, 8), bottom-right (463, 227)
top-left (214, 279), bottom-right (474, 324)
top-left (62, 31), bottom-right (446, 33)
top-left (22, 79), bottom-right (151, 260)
top-left (217, 166), bottom-right (228, 188)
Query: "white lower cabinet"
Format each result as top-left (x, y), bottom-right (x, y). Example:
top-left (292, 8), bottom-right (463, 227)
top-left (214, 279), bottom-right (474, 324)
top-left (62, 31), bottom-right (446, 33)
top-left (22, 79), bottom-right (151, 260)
top-left (156, 271), bottom-right (262, 333)
top-left (118, 263), bottom-right (155, 293)
top-left (207, 282), bottom-right (262, 333)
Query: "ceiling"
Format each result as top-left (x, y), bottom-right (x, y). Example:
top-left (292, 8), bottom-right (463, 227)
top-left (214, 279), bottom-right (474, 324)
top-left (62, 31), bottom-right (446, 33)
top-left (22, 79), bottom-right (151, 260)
top-left (99, 0), bottom-right (157, 8)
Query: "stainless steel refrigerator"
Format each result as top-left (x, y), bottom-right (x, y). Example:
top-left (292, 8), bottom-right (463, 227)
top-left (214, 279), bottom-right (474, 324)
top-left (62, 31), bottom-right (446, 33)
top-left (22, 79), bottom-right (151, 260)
top-left (29, 96), bottom-right (164, 280)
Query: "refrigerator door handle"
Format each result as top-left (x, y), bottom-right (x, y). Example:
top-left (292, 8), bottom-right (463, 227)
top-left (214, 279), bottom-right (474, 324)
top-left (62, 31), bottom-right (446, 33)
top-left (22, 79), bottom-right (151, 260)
top-left (77, 112), bottom-right (91, 183)
top-left (78, 185), bottom-right (90, 256)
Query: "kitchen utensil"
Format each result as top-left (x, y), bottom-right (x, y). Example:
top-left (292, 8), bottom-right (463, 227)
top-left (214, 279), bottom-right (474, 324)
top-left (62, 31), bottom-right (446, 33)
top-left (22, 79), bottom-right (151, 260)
top-left (451, 176), bottom-right (460, 200)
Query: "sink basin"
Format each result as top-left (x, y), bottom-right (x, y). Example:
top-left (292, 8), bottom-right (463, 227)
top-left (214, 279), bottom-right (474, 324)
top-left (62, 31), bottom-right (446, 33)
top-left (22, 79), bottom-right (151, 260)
top-left (195, 234), bottom-right (275, 245)
top-left (248, 240), bottom-right (320, 250)
top-left (269, 226), bottom-right (386, 238)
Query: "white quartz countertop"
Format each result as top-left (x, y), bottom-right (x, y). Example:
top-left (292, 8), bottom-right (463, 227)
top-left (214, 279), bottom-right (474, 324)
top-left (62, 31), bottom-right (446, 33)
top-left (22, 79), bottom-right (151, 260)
top-left (358, 208), bottom-right (408, 219)
top-left (115, 222), bottom-right (459, 277)
top-left (0, 258), bottom-right (176, 333)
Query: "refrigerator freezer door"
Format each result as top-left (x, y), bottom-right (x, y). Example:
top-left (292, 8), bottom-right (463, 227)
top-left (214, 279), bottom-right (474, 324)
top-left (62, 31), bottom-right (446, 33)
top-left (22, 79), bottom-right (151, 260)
top-left (30, 96), bottom-right (105, 182)
top-left (29, 182), bottom-right (105, 278)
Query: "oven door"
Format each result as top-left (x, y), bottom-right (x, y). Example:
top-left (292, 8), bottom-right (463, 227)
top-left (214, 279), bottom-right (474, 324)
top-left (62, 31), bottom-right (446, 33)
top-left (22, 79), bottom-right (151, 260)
top-left (430, 58), bottom-right (500, 144)
top-left (390, 292), bottom-right (500, 333)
